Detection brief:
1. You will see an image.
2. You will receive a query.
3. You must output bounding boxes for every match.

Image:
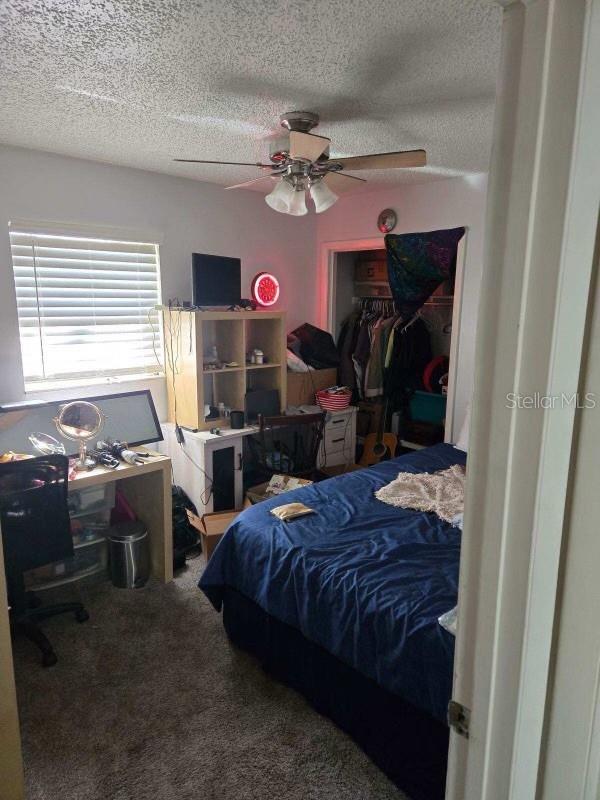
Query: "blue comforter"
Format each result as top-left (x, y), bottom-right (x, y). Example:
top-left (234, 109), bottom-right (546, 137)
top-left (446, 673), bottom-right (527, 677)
top-left (199, 443), bottom-right (465, 722)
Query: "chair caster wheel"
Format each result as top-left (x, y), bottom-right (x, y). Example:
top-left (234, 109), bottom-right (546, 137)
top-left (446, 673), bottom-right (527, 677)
top-left (42, 651), bottom-right (58, 668)
top-left (75, 609), bottom-right (90, 623)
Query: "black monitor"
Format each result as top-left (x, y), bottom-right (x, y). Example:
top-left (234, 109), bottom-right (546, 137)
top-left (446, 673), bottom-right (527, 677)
top-left (245, 389), bottom-right (280, 423)
top-left (192, 253), bottom-right (241, 307)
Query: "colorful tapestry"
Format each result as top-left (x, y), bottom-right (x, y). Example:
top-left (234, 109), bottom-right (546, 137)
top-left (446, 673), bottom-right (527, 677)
top-left (385, 227), bottom-right (465, 320)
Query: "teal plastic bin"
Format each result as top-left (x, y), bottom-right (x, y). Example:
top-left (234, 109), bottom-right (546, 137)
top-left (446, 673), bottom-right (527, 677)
top-left (409, 391), bottom-right (447, 424)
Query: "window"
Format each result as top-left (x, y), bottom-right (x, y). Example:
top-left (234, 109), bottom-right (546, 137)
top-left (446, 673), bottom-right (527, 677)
top-left (9, 227), bottom-right (163, 389)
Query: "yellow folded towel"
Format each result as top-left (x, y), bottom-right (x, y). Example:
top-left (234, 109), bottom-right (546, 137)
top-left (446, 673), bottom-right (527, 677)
top-left (270, 502), bottom-right (315, 522)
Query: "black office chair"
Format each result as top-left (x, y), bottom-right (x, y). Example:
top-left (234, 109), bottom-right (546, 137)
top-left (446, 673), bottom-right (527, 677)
top-left (248, 412), bottom-right (327, 483)
top-left (0, 455), bottom-right (89, 667)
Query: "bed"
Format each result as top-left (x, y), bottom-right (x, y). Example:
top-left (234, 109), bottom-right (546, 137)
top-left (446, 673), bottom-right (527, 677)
top-left (199, 443), bottom-right (466, 800)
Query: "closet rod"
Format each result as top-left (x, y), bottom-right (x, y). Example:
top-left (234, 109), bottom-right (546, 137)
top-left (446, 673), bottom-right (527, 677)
top-left (354, 295), bottom-right (394, 301)
top-left (354, 296), bottom-right (454, 306)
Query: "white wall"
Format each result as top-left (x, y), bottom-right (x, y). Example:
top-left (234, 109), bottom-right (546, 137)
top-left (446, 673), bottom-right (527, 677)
top-left (0, 145), bottom-right (315, 418)
top-left (315, 174), bottom-right (489, 434)
top-left (0, 145), bottom-right (487, 433)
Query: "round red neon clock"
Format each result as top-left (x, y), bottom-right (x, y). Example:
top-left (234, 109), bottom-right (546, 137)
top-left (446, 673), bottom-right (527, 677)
top-left (251, 272), bottom-right (280, 307)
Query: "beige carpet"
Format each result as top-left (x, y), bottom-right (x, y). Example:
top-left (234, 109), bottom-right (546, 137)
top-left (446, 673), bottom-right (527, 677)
top-left (13, 561), bottom-right (405, 800)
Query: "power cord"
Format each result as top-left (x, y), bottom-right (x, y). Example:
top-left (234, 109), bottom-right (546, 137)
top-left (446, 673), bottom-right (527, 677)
top-left (148, 308), bottom-right (162, 369)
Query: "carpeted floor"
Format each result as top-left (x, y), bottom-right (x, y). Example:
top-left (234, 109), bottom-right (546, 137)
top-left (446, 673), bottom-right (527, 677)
top-left (13, 561), bottom-right (406, 800)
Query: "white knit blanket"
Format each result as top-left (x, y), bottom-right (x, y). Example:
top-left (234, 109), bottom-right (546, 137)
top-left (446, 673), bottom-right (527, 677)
top-left (375, 464), bottom-right (466, 523)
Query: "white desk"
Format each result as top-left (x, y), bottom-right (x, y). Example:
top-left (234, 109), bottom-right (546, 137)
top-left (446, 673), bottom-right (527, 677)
top-left (161, 410), bottom-right (359, 513)
top-left (70, 450), bottom-right (173, 583)
top-left (160, 422), bottom-right (256, 514)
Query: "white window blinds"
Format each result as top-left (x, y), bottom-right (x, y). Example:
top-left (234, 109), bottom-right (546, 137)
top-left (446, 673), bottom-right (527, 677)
top-left (9, 229), bottom-right (163, 387)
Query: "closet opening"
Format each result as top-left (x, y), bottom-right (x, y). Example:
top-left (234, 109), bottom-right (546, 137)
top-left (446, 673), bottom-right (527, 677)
top-left (323, 235), bottom-right (466, 460)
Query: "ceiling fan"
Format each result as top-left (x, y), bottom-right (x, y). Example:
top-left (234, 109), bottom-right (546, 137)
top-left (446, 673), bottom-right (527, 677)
top-left (174, 111), bottom-right (426, 216)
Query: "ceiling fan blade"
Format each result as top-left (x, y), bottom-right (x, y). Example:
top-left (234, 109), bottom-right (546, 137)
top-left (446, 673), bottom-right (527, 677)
top-left (224, 175), bottom-right (277, 191)
top-left (289, 131), bottom-right (330, 163)
top-left (332, 149), bottom-right (427, 171)
top-left (323, 172), bottom-right (367, 194)
top-left (174, 158), bottom-right (273, 168)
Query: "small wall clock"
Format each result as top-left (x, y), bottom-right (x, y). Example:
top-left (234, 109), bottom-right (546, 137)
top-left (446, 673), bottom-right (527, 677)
top-left (251, 272), bottom-right (280, 307)
top-left (377, 208), bottom-right (397, 233)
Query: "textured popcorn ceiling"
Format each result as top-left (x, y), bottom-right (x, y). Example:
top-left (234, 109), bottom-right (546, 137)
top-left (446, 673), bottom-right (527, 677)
top-left (0, 1), bottom-right (502, 191)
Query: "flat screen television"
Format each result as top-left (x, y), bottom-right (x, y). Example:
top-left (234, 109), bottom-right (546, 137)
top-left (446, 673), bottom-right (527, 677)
top-left (192, 253), bottom-right (241, 307)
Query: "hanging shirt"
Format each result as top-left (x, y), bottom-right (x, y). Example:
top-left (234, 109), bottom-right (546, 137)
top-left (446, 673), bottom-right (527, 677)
top-left (352, 316), bottom-right (372, 400)
top-left (365, 318), bottom-right (386, 398)
top-left (380, 314), bottom-right (398, 373)
top-left (385, 317), bottom-right (403, 369)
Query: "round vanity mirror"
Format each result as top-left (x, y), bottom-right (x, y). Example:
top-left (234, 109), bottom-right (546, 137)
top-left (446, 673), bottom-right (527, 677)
top-left (54, 400), bottom-right (105, 470)
top-left (28, 432), bottom-right (66, 456)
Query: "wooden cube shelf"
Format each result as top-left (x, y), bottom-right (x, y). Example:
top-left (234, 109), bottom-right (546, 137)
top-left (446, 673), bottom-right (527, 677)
top-left (162, 309), bottom-right (286, 430)
top-left (245, 317), bottom-right (283, 365)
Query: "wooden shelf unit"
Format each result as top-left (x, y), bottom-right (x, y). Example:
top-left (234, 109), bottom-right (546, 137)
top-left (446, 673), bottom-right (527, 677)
top-left (162, 309), bottom-right (287, 430)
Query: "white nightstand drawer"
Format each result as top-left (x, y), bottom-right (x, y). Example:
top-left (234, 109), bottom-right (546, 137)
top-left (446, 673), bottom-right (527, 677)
top-left (318, 406), bottom-right (357, 468)
top-left (324, 428), bottom-right (350, 453)
top-left (327, 412), bottom-right (351, 427)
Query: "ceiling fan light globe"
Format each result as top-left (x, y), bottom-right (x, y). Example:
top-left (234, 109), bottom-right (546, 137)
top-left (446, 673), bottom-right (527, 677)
top-left (265, 179), bottom-right (294, 213)
top-left (288, 188), bottom-right (308, 216)
top-left (310, 180), bottom-right (338, 213)
top-left (265, 193), bottom-right (288, 213)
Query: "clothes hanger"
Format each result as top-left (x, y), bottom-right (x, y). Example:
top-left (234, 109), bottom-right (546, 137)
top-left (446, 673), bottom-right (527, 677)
top-left (401, 309), bottom-right (422, 333)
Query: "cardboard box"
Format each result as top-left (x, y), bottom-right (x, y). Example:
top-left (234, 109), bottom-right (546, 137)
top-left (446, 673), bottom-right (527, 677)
top-left (245, 475), bottom-right (313, 505)
top-left (287, 367), bottom-right (338, 407)
top-left (245, 482), bottom-right (272, 505)
top-left (354, 259), bottom-right (388, 283)
top-left (186, 508), bottom-right (240, 561)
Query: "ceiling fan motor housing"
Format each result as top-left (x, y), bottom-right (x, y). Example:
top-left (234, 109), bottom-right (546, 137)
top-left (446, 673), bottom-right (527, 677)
top-left (270, 111), bottom-right (329, 165)
top-left (279, 110), bottom-right (319, 133)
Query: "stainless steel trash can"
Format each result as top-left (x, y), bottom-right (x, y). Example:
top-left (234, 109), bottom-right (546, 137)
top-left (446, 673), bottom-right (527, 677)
top-left (108, 521), bottom-right (150, 589)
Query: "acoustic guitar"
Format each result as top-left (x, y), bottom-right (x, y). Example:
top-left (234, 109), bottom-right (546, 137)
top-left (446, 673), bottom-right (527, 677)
top-left (360, 399), bottom-right (398, 466)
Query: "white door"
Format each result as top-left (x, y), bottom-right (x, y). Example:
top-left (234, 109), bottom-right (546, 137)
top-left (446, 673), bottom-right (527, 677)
top-left (540, 231), bottom-right (600, 800)
top-left (446, 1), bottom-right (600, 798)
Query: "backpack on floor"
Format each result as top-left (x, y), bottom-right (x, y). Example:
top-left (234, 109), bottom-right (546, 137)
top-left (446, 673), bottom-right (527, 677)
top-left (172, 485), bottom-right (200, 570)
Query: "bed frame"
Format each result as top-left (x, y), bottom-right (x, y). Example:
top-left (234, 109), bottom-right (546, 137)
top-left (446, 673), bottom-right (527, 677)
top-left (222, 587), bottom-right (449, 800)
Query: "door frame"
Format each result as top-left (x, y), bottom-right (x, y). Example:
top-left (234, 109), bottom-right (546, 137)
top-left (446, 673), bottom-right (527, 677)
top-left (319, 233), bottom-right (468, 442)
top-left (446, 1), bottom-right (600, 798)
top-left (318, 236), bottom-right (383, 334)
top-left (0, 530), bottom-right (25, 800)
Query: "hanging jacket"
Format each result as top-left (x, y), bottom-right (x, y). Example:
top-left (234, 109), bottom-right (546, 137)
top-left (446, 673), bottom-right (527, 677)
top-left (337, 311), bottom-right (360, 394)
top-left (352, 316), bottom-right (372, 399)
top-left (384, 317), bottom-right (432, 403)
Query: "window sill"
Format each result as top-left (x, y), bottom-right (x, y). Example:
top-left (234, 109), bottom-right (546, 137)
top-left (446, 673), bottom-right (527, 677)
top-left (24, 372), bottom-right (165, 394)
